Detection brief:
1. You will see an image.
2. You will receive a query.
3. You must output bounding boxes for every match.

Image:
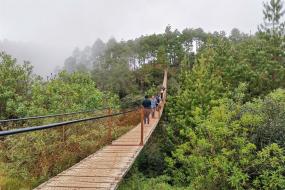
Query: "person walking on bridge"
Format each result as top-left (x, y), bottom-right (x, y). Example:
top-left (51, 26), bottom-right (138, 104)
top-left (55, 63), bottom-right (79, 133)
top-left (156, 94), bottom-right (161, 112)
top-left (142, 95), bottom-right (151, 125)
top-left (151, 96), bottom-right (157, 118)
top-left (160, 88), bottom-right (164, 101)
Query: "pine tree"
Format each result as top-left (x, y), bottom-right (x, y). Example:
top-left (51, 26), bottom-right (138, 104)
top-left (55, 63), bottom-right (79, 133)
top-left (259, 0), bottom-right (285, 38)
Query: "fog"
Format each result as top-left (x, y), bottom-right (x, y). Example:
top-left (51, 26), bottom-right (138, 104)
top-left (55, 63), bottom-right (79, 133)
top-left (0, 0), bottom-right (263, 76)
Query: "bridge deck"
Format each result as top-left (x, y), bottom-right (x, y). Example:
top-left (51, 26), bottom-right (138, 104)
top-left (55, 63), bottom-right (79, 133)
top-left (35, 70), bottom-right (167, 190)
top-left (35, 104), bottom-right (165, 190)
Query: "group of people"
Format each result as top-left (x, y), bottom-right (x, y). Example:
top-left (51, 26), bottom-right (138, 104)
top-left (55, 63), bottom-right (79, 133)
top-left (142, 86), bottom-right (166, 125)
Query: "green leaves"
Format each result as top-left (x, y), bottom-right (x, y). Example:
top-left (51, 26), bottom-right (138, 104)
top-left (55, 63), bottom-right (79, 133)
top-left (163, 32), bottom-right (285, 188)
top-left (252, 143), bottom-right (285, 190)
top-left (27, 71), bottom-right (118, 116)
top-left (0, 52), bottom-right (121, 189)
top-left (0, 52), bottom-right (33, 119)
top-left (165, 85), bottom-right (285, 189)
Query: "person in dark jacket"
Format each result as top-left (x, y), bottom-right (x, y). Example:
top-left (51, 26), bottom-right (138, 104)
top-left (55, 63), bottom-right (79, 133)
top-left (156, 95), bottom-right (161, 112)
top-left (142, 95), bottom-right (152, 124)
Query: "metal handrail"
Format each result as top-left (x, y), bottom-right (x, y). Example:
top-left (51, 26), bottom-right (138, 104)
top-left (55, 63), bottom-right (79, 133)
top-left (0, 108), bottom-right (139, 137)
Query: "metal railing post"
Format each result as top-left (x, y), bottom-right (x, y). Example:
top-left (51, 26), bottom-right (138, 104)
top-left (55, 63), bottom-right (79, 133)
top-left (61, 114), bottom-right (65, 142)
top-left (108, 107), bottom-right (112, 142)
top-left (0, 121), bottom-right (5, 131)
top-left (62, 125), bottom-right (65, 142)
top-left (158, 103), bottom-right (161, 118)
top-left (140, 106), bottom-right (144, 146)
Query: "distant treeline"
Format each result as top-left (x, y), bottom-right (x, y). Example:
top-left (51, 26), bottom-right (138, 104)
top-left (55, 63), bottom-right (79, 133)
top-left (63, 26), bottom-right (248, 98)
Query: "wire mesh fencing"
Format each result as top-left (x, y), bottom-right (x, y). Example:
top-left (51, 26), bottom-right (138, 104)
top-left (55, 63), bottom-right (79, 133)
top-left (0, 107), bottom-right (140, 189)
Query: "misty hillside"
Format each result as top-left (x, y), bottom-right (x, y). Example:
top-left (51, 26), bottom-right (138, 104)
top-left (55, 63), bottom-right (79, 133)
top-left (0, 40), bottom-right (70, 76)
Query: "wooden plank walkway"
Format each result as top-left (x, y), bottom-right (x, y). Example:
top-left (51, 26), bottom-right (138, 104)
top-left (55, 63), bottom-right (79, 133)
top-left (35, 105), bottom-right (164, 190)
top-left (35, 70), bottom-right (167, 190)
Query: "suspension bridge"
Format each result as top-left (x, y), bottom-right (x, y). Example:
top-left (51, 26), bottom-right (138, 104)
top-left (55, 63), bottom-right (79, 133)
top-left (0, 70), bottom-right (167, 190)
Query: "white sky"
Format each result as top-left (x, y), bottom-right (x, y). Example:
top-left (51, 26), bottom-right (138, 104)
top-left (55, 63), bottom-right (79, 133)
top-left (0, 0), bottom-right (264, 75)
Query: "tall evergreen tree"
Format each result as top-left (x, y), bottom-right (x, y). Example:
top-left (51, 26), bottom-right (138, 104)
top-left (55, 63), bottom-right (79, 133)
top-left (259, 0), bottom-right (285, 37)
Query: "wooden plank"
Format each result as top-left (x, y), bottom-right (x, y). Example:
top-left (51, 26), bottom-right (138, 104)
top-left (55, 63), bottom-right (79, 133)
top-left (38, 187), bottom-right (107, 190)
top-left (99, 150), bottom-right (137, 153)
top-left (87, 157), bottom-right (132, 162)
top-left (95, 153), bottom-right (135, 157)
top-left (46, 181), bottom-right (112, 188)
top-left (51, 176), bottom-right (117, 183)
top-left (60, 170), bottom-right (122, 177)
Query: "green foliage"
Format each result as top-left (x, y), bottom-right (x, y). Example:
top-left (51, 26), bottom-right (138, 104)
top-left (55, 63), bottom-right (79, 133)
top-left (166, 89), bottom-right (285, 189)
top-left (146, 84), bottom-right (159, 98)
top-left (196, 36), bottom-right (285, 99)
top-left (119, 173), bottom-right (184, 190)
top-left (167, 50), bottom-right (225, 148)
top-left (161, 24), bottom-right (285, 187)
top-left (0, 52), bottom-right (33, 119)
top-left (157, 46), bottom-right (169, 66)
top-left (242, 89), bottom-right (285, 150)
top-left (0, 52), bottom-right (121, 189)
top-left (29, 71), bottom-right (118, 115)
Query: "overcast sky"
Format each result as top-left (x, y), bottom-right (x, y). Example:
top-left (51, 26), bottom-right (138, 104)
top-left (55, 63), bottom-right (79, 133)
top-left (0, 0), bottom-right (264, 75)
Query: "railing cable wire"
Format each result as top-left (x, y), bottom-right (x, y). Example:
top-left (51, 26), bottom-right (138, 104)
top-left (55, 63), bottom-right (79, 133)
top-left (0, 107), bottom-right (139, 137)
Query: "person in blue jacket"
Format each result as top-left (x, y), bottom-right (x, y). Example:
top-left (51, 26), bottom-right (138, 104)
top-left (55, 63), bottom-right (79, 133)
top-left (151, 96), bottom-right (157, 118)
